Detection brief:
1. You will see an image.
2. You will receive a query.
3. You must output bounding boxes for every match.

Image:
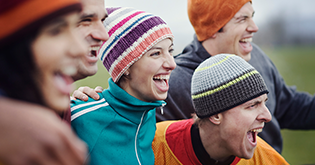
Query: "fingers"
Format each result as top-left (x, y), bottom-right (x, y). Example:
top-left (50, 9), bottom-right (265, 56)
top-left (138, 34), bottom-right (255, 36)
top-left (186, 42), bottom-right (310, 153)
top-left (72, 90), bottom-right (88, 101)
top-left (94, 86), bottom-right (103, 93)
top-left (72, 86), bottom-right (101, 101)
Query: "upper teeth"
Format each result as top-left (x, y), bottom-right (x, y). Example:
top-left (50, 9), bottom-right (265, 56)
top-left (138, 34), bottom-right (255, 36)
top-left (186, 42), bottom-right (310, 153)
top-left (153, 75), bottom-right (170, 80)
top-left (250, 128), bottom-right (262, 133)
top-left (240, 38), bottom-right (252, 42)
top-left (90, 46), bottom-right (100, 51)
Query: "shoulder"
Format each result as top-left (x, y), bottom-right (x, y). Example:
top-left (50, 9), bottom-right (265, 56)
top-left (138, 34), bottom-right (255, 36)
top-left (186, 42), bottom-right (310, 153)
top-left (153, 120), bottom-right (183, 165)
top-left (71, 95), bottom-right (110, 121)
top-left (238, 137), bottom-right (289, 165)
top-left (250, 43), bottom-right (272, 63)
top-left (70, 92), bottom-right (105, 108)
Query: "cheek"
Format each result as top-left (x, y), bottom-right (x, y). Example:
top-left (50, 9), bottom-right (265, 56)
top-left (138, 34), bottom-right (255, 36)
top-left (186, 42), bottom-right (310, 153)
top-left (77, 26), bottom-right (90, 36)
top-left (33, 40), bottom-right (59, 70)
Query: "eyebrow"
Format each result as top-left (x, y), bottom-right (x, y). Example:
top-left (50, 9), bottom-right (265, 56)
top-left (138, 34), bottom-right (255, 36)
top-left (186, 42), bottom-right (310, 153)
top-left (45, 17), bottom-right (67, 28)
top-left (80, 13), bottom-right (96, 20)
top-left (149, 43), bottom-right (174, 51)
top-left (234, 10), bottom-right (255, 20)
top-left (80, 11), bottom-right (108, 22)
top-left (244, 97), bottom-right (268, 106)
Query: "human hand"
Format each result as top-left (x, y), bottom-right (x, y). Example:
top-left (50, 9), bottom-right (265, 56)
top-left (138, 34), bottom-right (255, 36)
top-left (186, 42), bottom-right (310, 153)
top-left (0, 97), bottom-right (87, 165)
top-left (71, 86), bottom-right (103, 101)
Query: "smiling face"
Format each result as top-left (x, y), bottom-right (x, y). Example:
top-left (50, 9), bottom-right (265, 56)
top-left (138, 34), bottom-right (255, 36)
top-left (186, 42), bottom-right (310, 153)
top-left (32, 12), bottom-right (87, 112)
top-left (120, 38), bottom-right (176, 102)
top-left (217, 94), bottom-right (271, 159)
top-left (73, 0), bottom-right (109, 81)
top-left (211, 2), bottom-right (258, 61)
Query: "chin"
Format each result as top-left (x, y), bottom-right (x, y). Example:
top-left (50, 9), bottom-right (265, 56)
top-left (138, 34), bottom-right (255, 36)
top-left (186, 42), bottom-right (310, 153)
top-left (86, 67), bottom-right (98, 76)
top-left (157, 94), bottom-right (168, 101)
top-left (48, 97), bottom-right (70, 112)
top-left (241, 53), bottom-right (251, 61)
top-left (242, 149), bottom-right (255, 160)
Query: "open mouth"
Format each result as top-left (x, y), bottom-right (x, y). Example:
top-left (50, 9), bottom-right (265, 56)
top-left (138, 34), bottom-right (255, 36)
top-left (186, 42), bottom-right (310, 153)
top-left (247, 128), bottom-right (262, 145)
top-left (239, 38), bottom-right (253, 54)
top-left (89, 46), bottom-right (101, 58)
top-left (53, 66), bottom-right (77, 95)
top-left (240, 38), bottom-right (252, 43)
top-left (153, 75), bottom-right (170, 92)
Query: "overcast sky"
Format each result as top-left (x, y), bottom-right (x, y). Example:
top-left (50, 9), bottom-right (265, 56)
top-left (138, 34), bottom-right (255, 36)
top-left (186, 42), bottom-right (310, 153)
top-left (105, 0), bottom-right (315, 53)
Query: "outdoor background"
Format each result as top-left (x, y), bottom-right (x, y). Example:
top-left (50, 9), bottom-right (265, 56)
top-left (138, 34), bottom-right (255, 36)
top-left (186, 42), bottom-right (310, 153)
top-left (75, 0), bottom-right (315, 164)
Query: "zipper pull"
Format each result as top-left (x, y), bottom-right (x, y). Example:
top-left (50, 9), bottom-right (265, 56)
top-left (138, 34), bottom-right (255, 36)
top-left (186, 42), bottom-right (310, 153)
top-left (160, 103), bottom-right (166, 115)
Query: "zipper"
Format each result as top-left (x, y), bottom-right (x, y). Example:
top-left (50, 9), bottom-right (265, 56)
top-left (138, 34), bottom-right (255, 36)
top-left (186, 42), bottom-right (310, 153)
top-left (135, 110), bottom-right (147, 165)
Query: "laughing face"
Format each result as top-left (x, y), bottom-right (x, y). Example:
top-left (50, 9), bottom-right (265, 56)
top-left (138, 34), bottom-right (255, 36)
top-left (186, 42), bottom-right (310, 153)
top-left (213, 2), bottom-right (258, 61)
top-left (121, 38), bottom-right (176, 102)
top-left (73, 0), bottom-right (109, 81)
top-left (32, 12), bottom-right (87, 112)
top-left (218, 94), bottom-right (271, 159)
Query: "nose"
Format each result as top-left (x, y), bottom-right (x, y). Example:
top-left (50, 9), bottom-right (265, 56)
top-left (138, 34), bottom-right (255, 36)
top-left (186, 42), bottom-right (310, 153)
top-left (163, 54), bottom-right (176, 71)
top-left (69, 29), bottom-right (88, 58)
top-left (90, 21), bottom-right (109, 43)
top-left (247, 18), bottom-right (259, 33)
top-left (257, 104), bottom-right (272, 123)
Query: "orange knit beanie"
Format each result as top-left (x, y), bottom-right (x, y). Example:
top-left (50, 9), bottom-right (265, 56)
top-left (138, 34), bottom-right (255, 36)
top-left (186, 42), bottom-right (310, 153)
top-left (0, 0), bottom-right (81, 46)
top-left (187, 0), bottom-right (251, 41)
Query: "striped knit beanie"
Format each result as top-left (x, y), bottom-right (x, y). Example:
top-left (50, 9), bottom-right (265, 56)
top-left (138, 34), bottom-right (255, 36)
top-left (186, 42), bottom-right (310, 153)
top-left (187, 0), bottom-right (251, 41)
top-left (98, 7), bottom-right (174, 82)
top-left (0, 0), bottom-right (81, 46)
top-left (191, 54), bottom-right (268, 118)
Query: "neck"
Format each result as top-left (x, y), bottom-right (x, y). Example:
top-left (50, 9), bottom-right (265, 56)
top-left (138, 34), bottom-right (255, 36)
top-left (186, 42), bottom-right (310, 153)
top-left (199, 122), bottom-right (232, 162)
top-left (201, 38), bottom-right (219, 56)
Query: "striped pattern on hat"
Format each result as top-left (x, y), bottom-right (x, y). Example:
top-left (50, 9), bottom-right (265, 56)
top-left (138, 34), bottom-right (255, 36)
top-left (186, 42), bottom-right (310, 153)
top-left (191, 54), bottom-right (268, 118)
top-left (98, 7), bottom-right (174, 82)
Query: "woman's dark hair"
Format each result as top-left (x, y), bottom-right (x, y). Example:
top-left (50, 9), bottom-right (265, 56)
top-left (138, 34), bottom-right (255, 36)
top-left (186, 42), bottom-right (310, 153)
top-left (0, 30), bottom-right (45, 107)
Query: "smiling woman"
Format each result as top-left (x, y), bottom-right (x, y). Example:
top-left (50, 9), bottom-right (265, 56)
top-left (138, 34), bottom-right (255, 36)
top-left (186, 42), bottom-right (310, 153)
top-left (70, 7), bottom-right (176, 165)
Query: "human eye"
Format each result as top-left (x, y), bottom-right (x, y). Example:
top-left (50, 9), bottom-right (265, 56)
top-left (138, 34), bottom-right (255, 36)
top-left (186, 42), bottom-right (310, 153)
top-left (50, 28), bottom-right (62, 36)
top-left (44, 24), bottom-right (65, 36)
top-left (240, 17), bottom-right (247, 22)
top-left (237, 16), bottom-right (248, 23)
top-left (246, 102), bottom-right (258, 109)
top-left (150, 51), bottom-right (160, 56)
top-left (169, 48), bottom-right (174, 55)
top-left (78, 18), bottom-right (92, 26)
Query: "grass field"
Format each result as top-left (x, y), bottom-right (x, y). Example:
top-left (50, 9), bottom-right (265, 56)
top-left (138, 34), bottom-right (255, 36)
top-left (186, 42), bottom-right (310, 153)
top-left (74, 45), bottom-right (315, 165)
top-left (264, 46), bottom-right (315, 165)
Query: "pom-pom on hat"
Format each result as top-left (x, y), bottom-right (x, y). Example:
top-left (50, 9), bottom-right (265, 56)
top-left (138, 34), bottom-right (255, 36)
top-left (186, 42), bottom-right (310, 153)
top-left (0, 0), bottom-right (81, 46)
top-left (191, 54), bottom-right (268, 118)
top-left (98, 7), bottom-right (174, 82)
top-left (187, 0), bottom-right (251, 41)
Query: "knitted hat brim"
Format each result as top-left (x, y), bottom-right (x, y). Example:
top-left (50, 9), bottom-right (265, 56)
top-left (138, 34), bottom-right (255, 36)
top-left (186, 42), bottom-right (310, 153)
top-left (0, 0), bottom-right (81, 46)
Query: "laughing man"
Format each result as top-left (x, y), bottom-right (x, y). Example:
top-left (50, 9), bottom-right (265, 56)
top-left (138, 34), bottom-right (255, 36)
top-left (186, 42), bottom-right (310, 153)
top-left (153, 54), bottom-right (289, 165)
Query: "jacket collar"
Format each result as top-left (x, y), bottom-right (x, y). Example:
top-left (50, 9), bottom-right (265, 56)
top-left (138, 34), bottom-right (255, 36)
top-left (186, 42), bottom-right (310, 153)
top-left (103, 78), bottom-right (165, 124)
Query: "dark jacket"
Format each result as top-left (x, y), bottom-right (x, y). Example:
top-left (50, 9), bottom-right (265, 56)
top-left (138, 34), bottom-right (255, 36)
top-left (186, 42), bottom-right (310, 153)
top-left (157, 35), bottom-right (315, 153)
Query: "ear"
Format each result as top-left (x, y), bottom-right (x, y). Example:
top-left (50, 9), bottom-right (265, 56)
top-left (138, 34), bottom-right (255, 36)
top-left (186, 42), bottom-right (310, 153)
top-left (211, 33), bottom-right (217, 39)
top-left (209, 114), bottom-right (221, 125)
top-left (124, 69), bottom-right (130, 76)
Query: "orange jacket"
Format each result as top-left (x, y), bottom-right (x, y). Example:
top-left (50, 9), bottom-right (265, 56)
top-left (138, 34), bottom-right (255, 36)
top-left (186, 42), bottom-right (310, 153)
top-left (153, 120), bottom-right (289, 165)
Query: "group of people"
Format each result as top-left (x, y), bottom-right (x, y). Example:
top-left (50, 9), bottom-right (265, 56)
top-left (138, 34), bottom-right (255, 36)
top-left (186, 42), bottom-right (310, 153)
top-left (1, 0), bottom-right (314, 165)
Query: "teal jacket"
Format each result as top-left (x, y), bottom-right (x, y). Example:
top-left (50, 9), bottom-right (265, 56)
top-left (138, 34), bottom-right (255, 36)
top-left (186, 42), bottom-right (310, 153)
top-left (71, 78), bottom-right (165, 165)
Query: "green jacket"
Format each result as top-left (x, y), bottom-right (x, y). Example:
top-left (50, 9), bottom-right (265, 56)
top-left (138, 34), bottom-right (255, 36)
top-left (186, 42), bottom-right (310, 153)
top-left (71, 78), bottom-right (165, 165)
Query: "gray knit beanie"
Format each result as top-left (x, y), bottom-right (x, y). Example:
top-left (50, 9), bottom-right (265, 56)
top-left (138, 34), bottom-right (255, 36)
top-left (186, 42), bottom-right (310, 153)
top-left (191, 54), bottom-right (268, 118)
